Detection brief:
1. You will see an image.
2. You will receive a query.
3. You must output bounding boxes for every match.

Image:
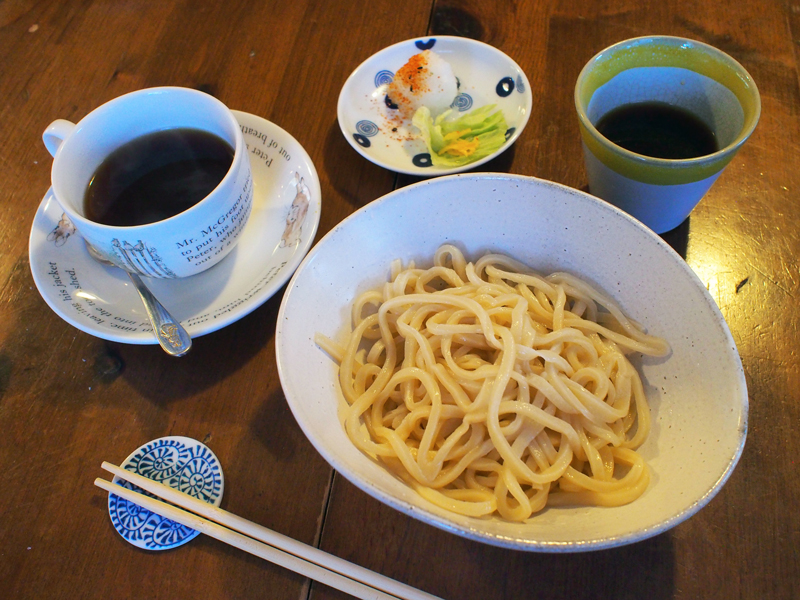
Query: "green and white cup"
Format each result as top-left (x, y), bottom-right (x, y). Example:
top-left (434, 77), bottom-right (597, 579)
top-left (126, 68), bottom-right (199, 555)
top-left (575, 36), bottom-right (760, 233)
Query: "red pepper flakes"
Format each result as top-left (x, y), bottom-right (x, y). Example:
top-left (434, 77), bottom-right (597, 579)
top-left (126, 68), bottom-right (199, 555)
top-left (386, 52), bottom-right (434, 119)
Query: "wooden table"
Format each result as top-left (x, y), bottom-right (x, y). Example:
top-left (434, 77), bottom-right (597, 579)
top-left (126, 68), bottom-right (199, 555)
top-left (1, 0), bottom-right (797, 598)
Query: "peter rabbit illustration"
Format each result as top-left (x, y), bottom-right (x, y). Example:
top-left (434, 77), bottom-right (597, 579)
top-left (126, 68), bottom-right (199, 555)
top-left (280, 173), bottom-right (310, 248)
top-left (47, 213), bottom-right (77, 247)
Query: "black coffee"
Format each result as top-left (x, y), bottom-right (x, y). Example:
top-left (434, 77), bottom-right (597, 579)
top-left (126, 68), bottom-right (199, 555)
top-left (84, 128), bottom-right (234, 227)
top-left (595, 101), bottom-right (718, 159)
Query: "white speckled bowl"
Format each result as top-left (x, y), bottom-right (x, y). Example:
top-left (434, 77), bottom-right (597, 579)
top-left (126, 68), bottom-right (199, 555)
top-left (276, 173), bottom-right (747, 551)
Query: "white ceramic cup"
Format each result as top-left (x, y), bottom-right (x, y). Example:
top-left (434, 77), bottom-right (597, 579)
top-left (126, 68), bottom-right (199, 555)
top-left (575, 36), bottom-right (760, 234)
top-left (43, 87), bottom-right (253, 278)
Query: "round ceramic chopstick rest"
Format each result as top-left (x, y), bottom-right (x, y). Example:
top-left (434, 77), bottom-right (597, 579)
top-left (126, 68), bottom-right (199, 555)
top-left (108, 436), bottom-right (224, 550)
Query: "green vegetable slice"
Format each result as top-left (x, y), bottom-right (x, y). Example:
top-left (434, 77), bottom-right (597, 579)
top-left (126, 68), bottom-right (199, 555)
top-left (412, 105), bottom-right (508, 168)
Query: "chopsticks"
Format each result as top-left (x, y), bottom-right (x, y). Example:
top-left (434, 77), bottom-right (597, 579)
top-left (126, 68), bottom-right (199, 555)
top-left (95, 462), bottom-right (442, 600)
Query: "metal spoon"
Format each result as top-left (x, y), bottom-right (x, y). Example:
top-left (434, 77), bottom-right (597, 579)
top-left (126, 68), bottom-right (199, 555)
top-left (84, 241), bottom-right (192, 356)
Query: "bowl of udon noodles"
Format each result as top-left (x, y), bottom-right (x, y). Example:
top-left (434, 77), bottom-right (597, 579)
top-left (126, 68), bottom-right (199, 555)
top-left (275, 173), bottom-right (747, 551)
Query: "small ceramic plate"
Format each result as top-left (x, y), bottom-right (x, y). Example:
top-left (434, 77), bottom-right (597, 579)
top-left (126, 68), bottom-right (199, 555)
top-left (29, 111), bottom-right (320, 344)
top-left (108, 436), bottom-right (223, 551)
top-left (276, 173), bottom-right (748, 551)
top-left (337, 36), bottom-right (532, 175)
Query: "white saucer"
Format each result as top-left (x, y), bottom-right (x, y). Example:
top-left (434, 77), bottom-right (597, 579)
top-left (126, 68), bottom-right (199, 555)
top-left (337, 36), bottom-right (532, 176)
top-left (29, 111), bottom-right (321, 344)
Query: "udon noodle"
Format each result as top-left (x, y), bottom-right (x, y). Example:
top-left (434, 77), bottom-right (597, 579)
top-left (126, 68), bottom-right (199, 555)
top-left (316, 245), bottom-right (669, 521)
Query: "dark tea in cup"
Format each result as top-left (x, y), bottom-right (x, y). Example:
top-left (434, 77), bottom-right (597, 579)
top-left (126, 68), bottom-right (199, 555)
top-left (84, 128), bottom-right (234, 227)
top-left (595, 101), bottom-right (718, 160)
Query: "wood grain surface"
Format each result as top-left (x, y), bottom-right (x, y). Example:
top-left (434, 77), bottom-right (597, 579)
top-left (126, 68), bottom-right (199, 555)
top-left (0, 0), bottom-right (797, 598)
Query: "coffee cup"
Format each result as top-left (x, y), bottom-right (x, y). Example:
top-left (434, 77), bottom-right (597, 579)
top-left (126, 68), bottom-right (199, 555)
top-left (43, 87), bottom-right (253, 278)
top-left (575, 36), bottom-right (760, 233)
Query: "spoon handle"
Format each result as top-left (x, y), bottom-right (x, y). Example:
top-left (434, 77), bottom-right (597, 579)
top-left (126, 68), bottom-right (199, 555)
top-left (127, 272), bottom-right (192, 356)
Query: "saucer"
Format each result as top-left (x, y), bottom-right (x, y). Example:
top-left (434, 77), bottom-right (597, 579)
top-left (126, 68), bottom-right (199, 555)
top-left (337, 36), bottom-right (532, 176)
top-left (29, 111), bottom-right (321, 344)
top-left (108, 436), bottom-right (223, 551)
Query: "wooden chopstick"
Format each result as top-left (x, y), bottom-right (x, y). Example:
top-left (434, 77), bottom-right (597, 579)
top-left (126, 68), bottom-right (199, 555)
top-left (95, 462), bottom-right (443, 600)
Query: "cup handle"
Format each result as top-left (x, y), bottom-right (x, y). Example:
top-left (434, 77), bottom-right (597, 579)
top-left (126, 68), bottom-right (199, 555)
top-left (42, 119), bottom-right (75, 157)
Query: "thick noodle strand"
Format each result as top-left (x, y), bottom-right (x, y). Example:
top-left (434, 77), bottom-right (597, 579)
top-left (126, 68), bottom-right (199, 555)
top-left (318, 246), bottom-right (669, 521)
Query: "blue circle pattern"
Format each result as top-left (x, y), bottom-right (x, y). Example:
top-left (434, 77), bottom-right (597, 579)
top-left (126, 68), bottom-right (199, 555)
top-left (413, 153), bottom-right (433, 168)
top-left (384, 94), bottom-right (398, 110)
top-left (353, 133), bottom-right (370, 148)
top-left (496, 77), bottom-right (515, 97)
top-left (356, 120), bottom-right (379, 137)
top-left (108, 438), bottom-right (222, 550)
top-left (451, 93), bottom-right (473, 112)
top-left (516, 75), bottom-right (526, 94)
top-left (415, 39), bottom-right (436, 50)
top-left (374, 70), bottom-right (394, 87)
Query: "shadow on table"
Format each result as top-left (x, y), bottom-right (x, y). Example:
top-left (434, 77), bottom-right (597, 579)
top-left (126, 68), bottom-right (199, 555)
top-left (660, 217), bottom-right (690, 258)
top-left (318, 474), bottom-right (677, 600)
top-left (104, 282), bottom-right (284, 404)
top-left (330, 525), bottom-right (678, 600)
top-left (321, 121), bottom-right (398, 213)
top-left (430, 4), bottom-right (484, 39)
top-left (0, 352), bottom-right (11, 403)
top-left (497, 533), bottom-right (677, 600)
